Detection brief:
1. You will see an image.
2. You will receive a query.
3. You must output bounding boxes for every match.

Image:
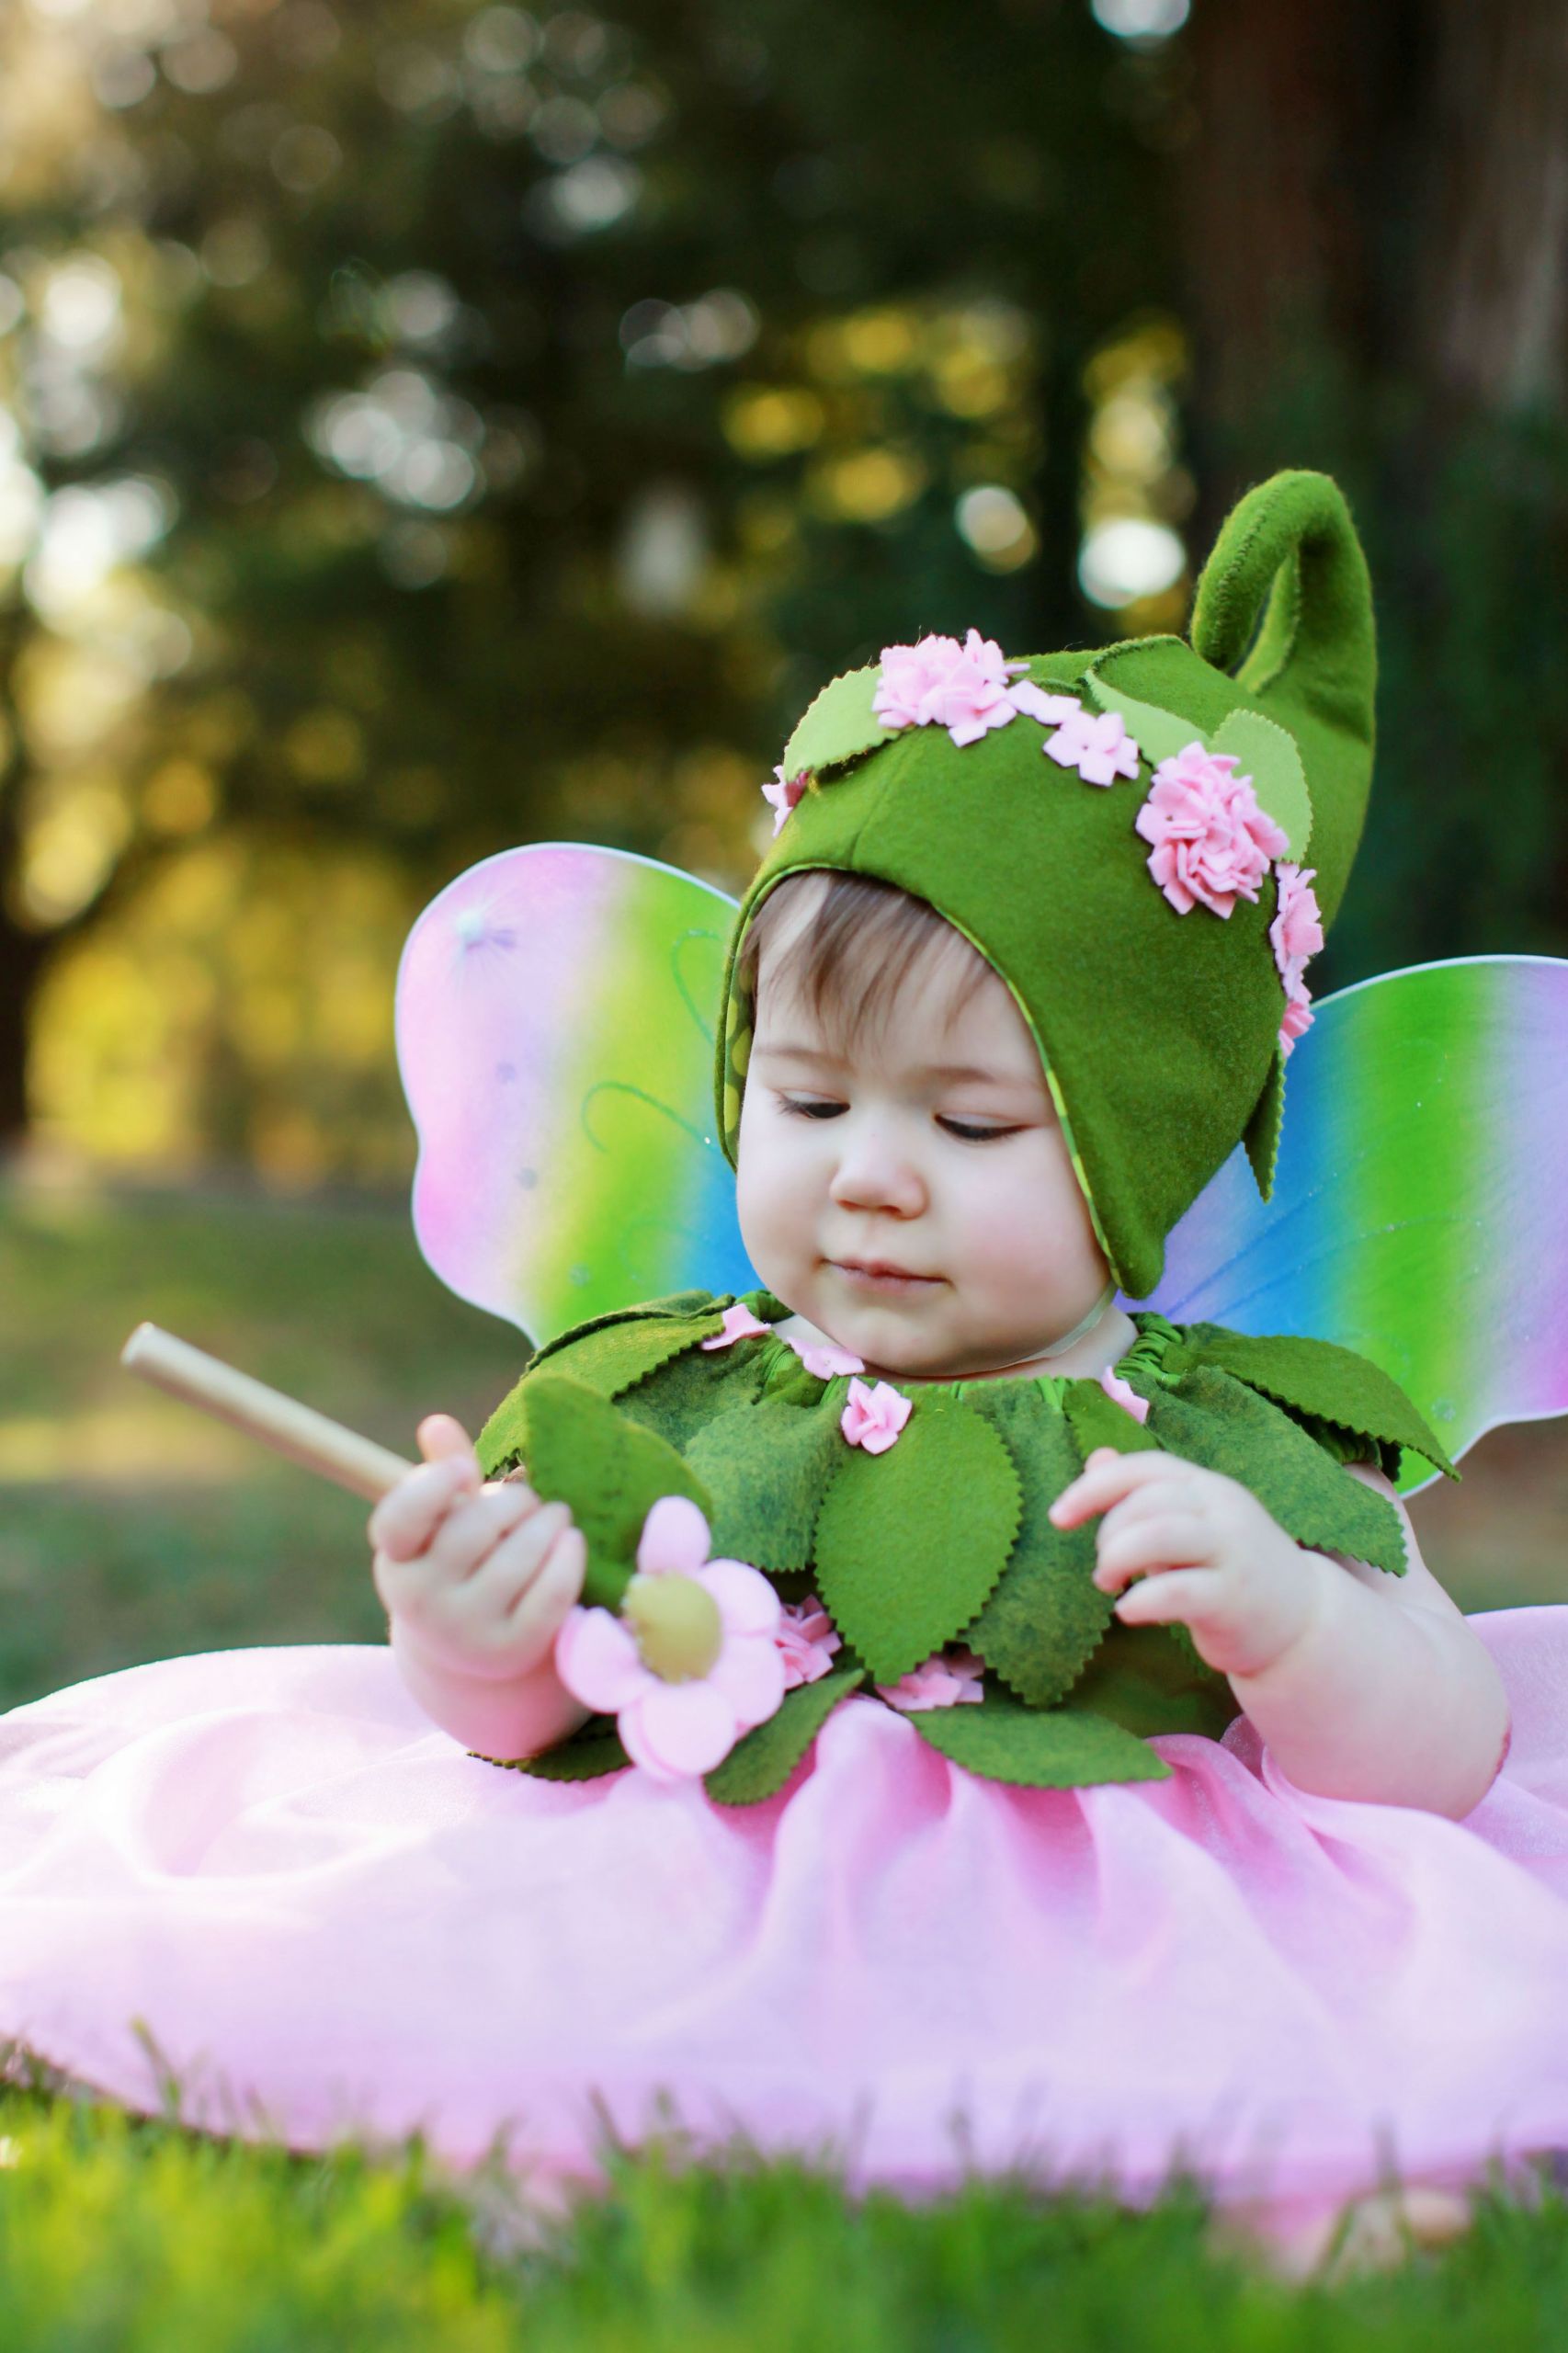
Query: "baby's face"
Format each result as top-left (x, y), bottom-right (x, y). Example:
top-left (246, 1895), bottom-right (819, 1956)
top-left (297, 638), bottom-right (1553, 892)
top-left (735, 900), bottom-right (1112, 1379)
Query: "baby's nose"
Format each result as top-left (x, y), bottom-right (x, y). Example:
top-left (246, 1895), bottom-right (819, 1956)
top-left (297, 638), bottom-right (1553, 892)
top-left (827, 1130), bottom-right (926, 1216)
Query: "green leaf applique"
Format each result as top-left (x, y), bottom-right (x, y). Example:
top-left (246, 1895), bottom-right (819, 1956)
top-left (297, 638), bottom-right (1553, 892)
top-left (812, 1391), bottom-right (1022, 1684)
top-left (780, 664), bottom-right (895, 779)
top-left (514, 1373), bottom-right (711, 1608)
top-left (963, 1385), bottom-right (1117, 1710)
top-left (685, 1390), bottom-right (846, 1574)
top-left (494, 1722), bottom-right (631, 1781)
top-left (1182, 1325), bottom-right (1456, 1483)
top-left (910, 1699), bottom-right (1171, 1788)
top-left (704, 1667), bottom-right (866, 1805)
top-left (1210, 707), bottom-right (1313, 861)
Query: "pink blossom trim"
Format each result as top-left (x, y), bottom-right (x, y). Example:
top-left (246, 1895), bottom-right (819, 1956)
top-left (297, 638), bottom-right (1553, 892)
top-left (877, 1649), bottom-right (985, 1712)
top-left (761, 764), bottom-right (807, 836)
top-left (1098, 1367), bottom-right (1150, 1425)
top-left (554, 1495), bottom-right (784, 1784)
top-left (788, 1335), bottom-right (866, 1379)
top-left (1133, 743), bottom-right (1290, 918)
top-left (701, 1302), bottom-right (772, 1351)
top-left (871, 630), bottom-right (1060, 750)
top-left (1042, 704), bottom-right (1142, 787)
top-left (776, 1595), bottom-right (842, 1690)
top-left (1270, 861), bottom-right (1324, 1059)
top-left (840, 1376), bottom-right (913, 1454)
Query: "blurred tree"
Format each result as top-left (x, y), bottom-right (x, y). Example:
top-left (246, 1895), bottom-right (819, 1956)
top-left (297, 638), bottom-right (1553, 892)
top-left (1181, 0), bottom-right (1568, 985)
top-left (0, 0), bottom-right (1169, 1172)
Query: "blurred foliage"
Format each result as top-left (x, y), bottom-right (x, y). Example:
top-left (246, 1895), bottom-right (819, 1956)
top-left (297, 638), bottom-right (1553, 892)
top-left (0, 0), bottom-right (1564, 1181)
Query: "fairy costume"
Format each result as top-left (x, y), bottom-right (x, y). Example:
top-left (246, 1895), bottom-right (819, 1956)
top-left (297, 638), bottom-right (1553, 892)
top-left (4, 472), bottom-right (1568, 2210)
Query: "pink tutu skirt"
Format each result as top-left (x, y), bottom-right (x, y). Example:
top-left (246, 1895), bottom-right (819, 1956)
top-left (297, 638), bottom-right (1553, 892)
top-left (3, 1608), bottom-right (1568, 2210)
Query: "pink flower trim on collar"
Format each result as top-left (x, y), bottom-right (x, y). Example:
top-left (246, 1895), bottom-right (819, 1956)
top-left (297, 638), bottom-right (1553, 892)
top-left (1133, 743), bottom-right (1289, 919)
top-left (840, 1376), bottom-right (912, 1453)
top-left (877, 1648), bottom-right (984, 1711)
top-left (1270, 861), bottom-right (1324, 1057)
top-left (1042, 701), bottom-right (1142, 787)
top-left (1098, 1366), bottom-right (1150, 1425)
top-left (701, 1302), bottom-right (773, 1351)
top-left (553, 1495), bottom-right (785, 1783)
top-left (776, 1596), bottom-right (842, 1690)
top-left (761, 763), bottom-right (808, 835)
top-left (788, 1334), bottom-right (866, 1380)
top-left (872, 630), bottom-right (1063, 750)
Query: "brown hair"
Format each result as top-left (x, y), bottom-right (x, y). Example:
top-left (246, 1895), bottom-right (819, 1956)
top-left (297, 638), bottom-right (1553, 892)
top-left (737, 870), bottom-right (991, 1051)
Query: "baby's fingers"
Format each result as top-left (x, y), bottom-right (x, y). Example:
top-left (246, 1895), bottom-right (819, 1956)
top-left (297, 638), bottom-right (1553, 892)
top-left (369, 1450), bottom-right (481, 1562)
top-left (1051, 1447), bottom-right (1177, 1530)
top-left (1111, 1568), bottom-right (1217, 1629)
top-left (1093, 1510), bottom-right (1217, 1595)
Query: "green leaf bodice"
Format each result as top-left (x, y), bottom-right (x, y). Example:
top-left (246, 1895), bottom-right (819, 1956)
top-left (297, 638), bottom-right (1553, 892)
top-left (476, 1293), bottom-right (1452, 1803)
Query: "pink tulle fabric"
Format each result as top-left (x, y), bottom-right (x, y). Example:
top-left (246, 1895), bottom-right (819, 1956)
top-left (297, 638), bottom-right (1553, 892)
top-left (3, 1613), bottom-right (1568, 2206)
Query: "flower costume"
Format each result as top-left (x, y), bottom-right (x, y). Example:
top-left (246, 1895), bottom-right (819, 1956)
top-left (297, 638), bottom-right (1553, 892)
top-left (4, 473), bottom-right (1568, 2213)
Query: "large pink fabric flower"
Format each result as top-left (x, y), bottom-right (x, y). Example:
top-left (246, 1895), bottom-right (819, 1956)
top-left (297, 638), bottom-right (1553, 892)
top-left (1270, 861), bottom-right (1324, 1059)
top-left (776, 1596), bottom-right (842, 1690)
top-left (761, 764), bottom-right (807, 836)
top-left (554, 1496), bottom-right (785, 1783)
top-left (872, 630), bottom-right (1059, 749)
top-left (1042, 705), bottom-right (1142, 787)
top-left (877, 1649), bottom-right (985, 1711)
top-left (840, 1377), bottom-right (912, 1453)
top-left (701, 1302), bottom-right (772, 1351)
top-left (1134, 744), bottom-right (1289, 918)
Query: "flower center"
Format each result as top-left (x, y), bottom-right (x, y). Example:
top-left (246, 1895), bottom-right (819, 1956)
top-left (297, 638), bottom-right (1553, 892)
top-left (623, 1574), bottom-right (724, 1682)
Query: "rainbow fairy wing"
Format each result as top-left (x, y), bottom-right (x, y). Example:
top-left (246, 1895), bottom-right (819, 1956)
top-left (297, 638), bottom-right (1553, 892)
top-left (396, 844), bottom-right (756, 1344)
top-left (1148, 956), bottom-right (1568, 1490)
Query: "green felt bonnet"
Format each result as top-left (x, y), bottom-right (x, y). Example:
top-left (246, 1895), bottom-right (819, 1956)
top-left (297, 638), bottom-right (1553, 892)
top-left (714, 470), bottom-right (1376, 1301)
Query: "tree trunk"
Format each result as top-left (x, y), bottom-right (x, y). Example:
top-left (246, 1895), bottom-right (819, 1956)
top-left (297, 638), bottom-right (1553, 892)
top-left (0, 906), bottom-right (48, 1151)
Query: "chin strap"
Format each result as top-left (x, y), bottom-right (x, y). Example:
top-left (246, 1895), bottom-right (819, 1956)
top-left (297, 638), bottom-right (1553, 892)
top-left (1030, 1280), bottom-right (1119, 1361)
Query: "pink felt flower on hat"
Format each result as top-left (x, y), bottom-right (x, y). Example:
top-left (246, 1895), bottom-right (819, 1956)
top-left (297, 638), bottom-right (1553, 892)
top-left (776, 1596), bottom-right (842, 1690)
top-left (840, 1376), bottom-right (913, 1453)
top-left (872, 630), bottom-right (1054, 749)
top-left (701, 1302), bottom-right (772, 1351)
top-left (554, 1495), bottom-right (785, 1783)
top-left (1134, 743), bottom-right (1289, 918)
top-left (787, 1334), bottom-right (866, 1380)
top-left (1270, 861), bottom-right (1324, 1058)
top-left (877, 1649), bottom-right (985, 1711)
top-left (1098, 1366), bottom-right (1150, 1425)
top-left (1043, 704), bottom-right (1142, 787)
top-left (762, 764), bottom-right (808, 835)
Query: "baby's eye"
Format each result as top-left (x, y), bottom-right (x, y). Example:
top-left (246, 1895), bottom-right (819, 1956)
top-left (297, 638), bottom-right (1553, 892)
top-left (778, 1093), bottom-right (846, 1121)
top-left (937, 1118), bottom-right (1021, 1143)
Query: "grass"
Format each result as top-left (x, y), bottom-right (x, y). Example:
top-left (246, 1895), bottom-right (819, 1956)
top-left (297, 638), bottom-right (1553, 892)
top-left (6, 1164), bottom-right (1568, 2342)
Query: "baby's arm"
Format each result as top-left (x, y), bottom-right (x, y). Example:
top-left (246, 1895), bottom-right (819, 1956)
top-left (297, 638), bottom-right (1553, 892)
top-left (369, 1414), bottom-right (590, 1760)
top-left (1052, 1451), bottom-right (1510, 1819)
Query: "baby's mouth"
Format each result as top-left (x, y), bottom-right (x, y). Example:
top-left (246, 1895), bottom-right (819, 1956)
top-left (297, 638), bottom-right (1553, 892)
top-left (829, 1257), bottom-right (943, 1296)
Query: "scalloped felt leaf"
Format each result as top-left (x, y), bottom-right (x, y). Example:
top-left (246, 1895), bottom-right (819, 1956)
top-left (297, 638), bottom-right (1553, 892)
top-left (812, 1392), bottom-right (1022, 1684)
top-left (910, 1699), bottom-right (1171, 1788)
top-left (1210, 707), bottom-right (1313, 859)
top-left (397, 845), bottom-right (756, 1348)
top-left (704, 1667), bottom-right (866, 1805)
top-left (534, 1307), bottom-right (726, 1401)
top-left (1080, 671), bottom-right (1199, 768)
top-left (505, 1723), bottom-right (631, 1781)
top-left (1185, 1325), bottom-right (1456, 1482)
top-left (1146, 1364), bottom-right (1406, 1577)
top-left (780, 665), bottom-right (895, 779)
top-left (1067, 1623), bottom-right (1238, 1742)
top-left (506, 1374), bottom-right (711, 1608)
top-left (685, 1390), bottom-right (846, 1574)
top-left (963, 1386), bottom-right (1116, 1710)
top-left (1062, 1379), bottom-right (1164, 1465)
top-left (1242, 1046), bottom-right (1287, 1201)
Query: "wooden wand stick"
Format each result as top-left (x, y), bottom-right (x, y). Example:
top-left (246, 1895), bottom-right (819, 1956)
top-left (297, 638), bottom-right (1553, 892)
top-left (121, 1323), bottom-right (416, 1503)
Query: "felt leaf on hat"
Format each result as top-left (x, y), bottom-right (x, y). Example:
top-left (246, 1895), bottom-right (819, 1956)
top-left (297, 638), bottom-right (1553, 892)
top-left (506, 1722), bottom-right (631, 1781)
top-left (910, 1698), bottom-right (1171, 1788)
top-left (685, 1388), bottom-right (847, 1574)
top-left (704, 1665), bottom-right (866, 1805)
top-left (1242, 1046), bottom-right (1288, 1201)
top-left (812, 1392), bottom-right (1022, 1684)
top-left (962, 1385), bottom-right (1118, 1709)
top-left (780, 664), bottom-right (896, 780)
top-left (1210, 708), bottom-right (1313, 859)
top-left (505, 1373), bottom-right (711, 1609)
top-left (1080, 671), bottom-right (1199, 768)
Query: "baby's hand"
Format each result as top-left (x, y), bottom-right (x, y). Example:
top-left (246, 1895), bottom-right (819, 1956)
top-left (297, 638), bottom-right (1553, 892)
top-left (1049, 1448), bottom-right (1321, 1678)
top-left (369, 1415), bottom-right (586, 1683)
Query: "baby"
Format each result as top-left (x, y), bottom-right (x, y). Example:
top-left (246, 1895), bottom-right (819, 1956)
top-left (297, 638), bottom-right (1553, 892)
top-left (370, 867), bottom-right (1509, 1818)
